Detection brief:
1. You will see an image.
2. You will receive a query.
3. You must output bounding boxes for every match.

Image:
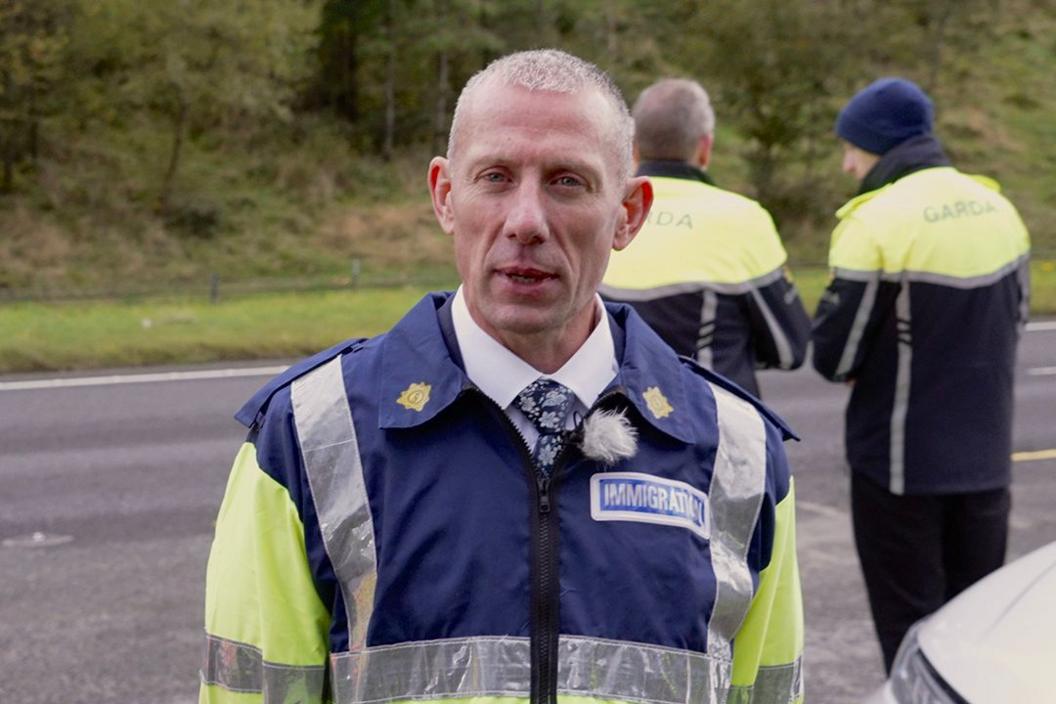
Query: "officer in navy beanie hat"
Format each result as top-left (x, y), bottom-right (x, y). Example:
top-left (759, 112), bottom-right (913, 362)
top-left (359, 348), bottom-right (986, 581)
top-left (816, 69), bottom-right (1031, 676)
top-left (835, 77), bottom-right (933, 155)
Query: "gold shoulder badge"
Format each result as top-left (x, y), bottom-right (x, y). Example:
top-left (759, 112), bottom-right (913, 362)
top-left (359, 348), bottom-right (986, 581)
top-left (643, 386), bottom-right (673, 419)
top-left (396, 382), bottom-right (431, 412)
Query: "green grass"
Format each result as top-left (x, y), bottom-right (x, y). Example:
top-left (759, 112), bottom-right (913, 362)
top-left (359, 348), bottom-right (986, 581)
top-left (0, 286), bottom-right (446, 373)
top-left (1, 261), bottom-right (1052, 374)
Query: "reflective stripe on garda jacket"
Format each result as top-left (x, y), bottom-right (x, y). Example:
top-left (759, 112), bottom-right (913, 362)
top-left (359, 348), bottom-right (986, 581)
top-left (201, 294), bottom-right (803, 704)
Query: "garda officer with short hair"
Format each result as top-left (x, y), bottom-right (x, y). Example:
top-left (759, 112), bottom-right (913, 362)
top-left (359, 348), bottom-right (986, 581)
top-left (200, 51), bottom-right (804, 704)
top-left (600, 78), bottom-right (810, 398)
top-left (812, 76), bottom-right (1031, 672)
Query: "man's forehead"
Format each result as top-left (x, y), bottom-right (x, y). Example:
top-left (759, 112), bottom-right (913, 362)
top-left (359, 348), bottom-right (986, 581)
top-left (469, 80), bottom-right (610, 126)
top-left (456, 82), bottom-right (623, 168)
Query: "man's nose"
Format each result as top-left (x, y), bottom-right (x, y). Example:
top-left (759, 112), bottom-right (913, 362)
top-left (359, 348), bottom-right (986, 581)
top-left (841, 152), bottom-right (855, 175)
top-left (504, 181), bottom-right (548, 244)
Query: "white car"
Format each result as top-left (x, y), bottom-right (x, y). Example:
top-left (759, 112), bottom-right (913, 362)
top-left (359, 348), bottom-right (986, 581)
top-left (865, 540), bottom-right (1056, 704)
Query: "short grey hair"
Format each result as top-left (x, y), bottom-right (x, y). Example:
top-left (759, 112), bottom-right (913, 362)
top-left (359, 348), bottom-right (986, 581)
top-left (632, 78), bottom-right (716, 162)
top-left (447, 49), bottom-right (635, 183)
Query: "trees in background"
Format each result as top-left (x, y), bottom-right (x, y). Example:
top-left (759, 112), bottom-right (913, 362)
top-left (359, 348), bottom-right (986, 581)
top-left (305, 0), bottom-right (1018, 228)
top-left (0, 0), bottom-right (71, 193)
top-left (70, 0), bottom-right (317, 212)
top-left (0, 0), bottom-right (1047, 231)
top-left (1, 0), bottom-right (314, 208)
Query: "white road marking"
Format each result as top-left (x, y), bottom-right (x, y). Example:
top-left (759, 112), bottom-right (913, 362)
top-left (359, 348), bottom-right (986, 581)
top-left (1013, 448), bottom-right (1056, 463)
top-left (797, 500), bottom-right (848, 519)
top-left (0, 366), bottom-right (288, 391)
top-left (0, 320), bottom-right (1052, 391)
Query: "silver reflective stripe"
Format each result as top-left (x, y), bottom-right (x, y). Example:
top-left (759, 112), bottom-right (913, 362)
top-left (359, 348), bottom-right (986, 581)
top-left (904, 255), bottom-right (1025, 289)
top-left (202, 634), bottom-right (263, 693)
top-left (706, 386), bottom-right (768, 666)
top-left (264, 664), bottom-right (327, 704)
top-left (749, 288), bottom-right (793, 369)
top-left (837, 256), bottom-right (1026, 289)
top-left (747, 267), bottom-right (787, 289)
top-left (600, 268), bottom-right (785, 299)
top-left (332, 637), bottom-right (529, 702)
top-left (330, 635), bottom-right (731, 704)
top-left (292, 356), bottom-right (378, 650)
top-left (726, 659), bottom-right (803, 704)
top-left (1016, 255), bottom-right (1031, 332)
top-left (202, 634), bottom-right (327, 702)
top-left (697, 289), bottom-right (718, 369)
top-left (832, 267), bottom-right (901, 283)
top-left (560, 635), bottom-right (728, 704)
top-left (889, 284), bottom-right (912, 495)
top-left (835, 273), bottom-right (880, 379)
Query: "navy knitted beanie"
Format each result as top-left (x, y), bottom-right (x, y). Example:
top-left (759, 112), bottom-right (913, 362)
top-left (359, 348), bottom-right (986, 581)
top-left (835, 77), bottom-right (934, 155)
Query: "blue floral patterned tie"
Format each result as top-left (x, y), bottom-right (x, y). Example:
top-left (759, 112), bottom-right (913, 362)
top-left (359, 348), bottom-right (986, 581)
top-left (513, 378), bottom-right (576, 475)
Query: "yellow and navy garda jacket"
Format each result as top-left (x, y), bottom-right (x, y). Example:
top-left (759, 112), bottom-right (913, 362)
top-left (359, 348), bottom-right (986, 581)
top-left (599, 161), bottom-right (810, 398)
top-left (200, 293), bottom-right (804, 704)
top-left (812, 136), bottom-right (1030, 495)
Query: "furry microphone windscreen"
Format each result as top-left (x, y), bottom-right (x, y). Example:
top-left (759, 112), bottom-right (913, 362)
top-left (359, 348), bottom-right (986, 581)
top-left (578, 409), bottom-right (638, 465)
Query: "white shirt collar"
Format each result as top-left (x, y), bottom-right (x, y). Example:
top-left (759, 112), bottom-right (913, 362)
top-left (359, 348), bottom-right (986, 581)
top-left (451, 286), bottom-right (617, 411)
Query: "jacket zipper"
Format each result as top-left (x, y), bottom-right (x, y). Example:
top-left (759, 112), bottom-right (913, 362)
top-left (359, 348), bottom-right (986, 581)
top-left (525, 387), bottom-right (627, 704)
top-left (474, 389), bottom-right (567, 704)
top-left (532, 463), bottom-right (561, 704)
top-left (476, 387), bottom-right (627, 704)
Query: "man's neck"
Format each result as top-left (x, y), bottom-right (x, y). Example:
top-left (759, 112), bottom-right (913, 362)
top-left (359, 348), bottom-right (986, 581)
top-left (635, 159), bottom-right (714, 185)
top-left (450, 288), bottom-right (617, 411)
top-left (491, 307), bottom-right (598, 374)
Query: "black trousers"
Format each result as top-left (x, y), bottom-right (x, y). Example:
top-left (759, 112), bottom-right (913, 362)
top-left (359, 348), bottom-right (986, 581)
top-left (850, 472), bottom-right (1010, 673)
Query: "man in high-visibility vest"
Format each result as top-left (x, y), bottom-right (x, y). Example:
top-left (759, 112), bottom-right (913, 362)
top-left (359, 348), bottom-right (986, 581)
top-left (200, 50), bottom-right (804, 704)
top-left (812, 76), bottom-right (1030, 672)
top-left (600, 78), bottom-right (810, 398)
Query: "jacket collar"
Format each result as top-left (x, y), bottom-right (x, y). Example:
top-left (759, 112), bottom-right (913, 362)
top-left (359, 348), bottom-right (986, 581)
top-left (378, 293), bottom-right (471, 429)
top-left (604, 303), bottom-right (696, 444)
top-left (636, 159), bottom-right (716, 186)
top-left (858, 133), bottom-right (951, 195)
top-left (378, 293), bottom-right (696, 444)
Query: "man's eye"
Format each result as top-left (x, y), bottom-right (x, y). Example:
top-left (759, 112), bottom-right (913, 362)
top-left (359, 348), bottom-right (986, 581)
top-left (554, 175), bottom-right (584, 188)
top-left (481, 171), bottom-right (507, 183)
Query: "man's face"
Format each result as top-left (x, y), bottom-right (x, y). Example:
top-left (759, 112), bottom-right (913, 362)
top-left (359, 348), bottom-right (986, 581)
top-left (429, 81), bottom-right (650, 351)
top-left (841, 141), bottom-right (880, 181)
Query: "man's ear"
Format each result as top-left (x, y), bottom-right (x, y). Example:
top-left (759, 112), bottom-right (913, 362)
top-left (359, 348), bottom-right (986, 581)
top-left (696, 134), bottom-right (714, 169)
top-left (428, 157), bottom-right (455, 235)
top-left (613, 176), bottom-right (653, 251)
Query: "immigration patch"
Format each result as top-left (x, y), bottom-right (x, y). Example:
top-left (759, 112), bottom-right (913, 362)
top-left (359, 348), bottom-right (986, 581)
top-left (590, 472), bottom-right (710, 539)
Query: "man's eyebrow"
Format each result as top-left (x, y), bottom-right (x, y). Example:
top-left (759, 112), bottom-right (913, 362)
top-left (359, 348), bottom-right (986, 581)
top-left (549, 159), bottom-right (601, 175)
top-left (463, 155), bottom-right (509, 173)
top-left (461, 152), bottom-right (606, 182)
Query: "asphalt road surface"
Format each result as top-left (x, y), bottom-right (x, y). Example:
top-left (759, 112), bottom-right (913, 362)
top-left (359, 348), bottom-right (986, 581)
top-left (2, 323), bottom-right (1054, 704)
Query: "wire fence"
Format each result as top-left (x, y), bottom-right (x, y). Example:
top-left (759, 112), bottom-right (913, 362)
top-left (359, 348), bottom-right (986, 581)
top-left (3, 252), bottom-right (1052, 305)
top-left (0, 259), bottom-right (463, 305)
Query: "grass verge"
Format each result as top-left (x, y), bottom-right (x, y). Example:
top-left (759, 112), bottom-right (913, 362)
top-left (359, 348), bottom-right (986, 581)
top-left (0, 286), bottom-right (445, 373)
top-left (1, 261), bottom-right (1053, 374)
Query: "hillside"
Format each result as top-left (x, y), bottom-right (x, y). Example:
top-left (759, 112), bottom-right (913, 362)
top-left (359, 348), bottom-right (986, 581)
top-left (1, 0), bottom-right (1054, 299)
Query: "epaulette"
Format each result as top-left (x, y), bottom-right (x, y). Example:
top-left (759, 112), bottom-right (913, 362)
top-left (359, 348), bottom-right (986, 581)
top-left (967, 173), bottom-right (1001, 192)
top-left (234, 337), bottom-right (366, 429)
top-left (681, 357), bottom-right (799, 442)
top-left (835, 185), bottom-right (890, 220)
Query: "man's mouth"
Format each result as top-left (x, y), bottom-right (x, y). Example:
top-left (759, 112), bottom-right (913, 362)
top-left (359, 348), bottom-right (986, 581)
top-left (500, 267), bottom-right (556, 284)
